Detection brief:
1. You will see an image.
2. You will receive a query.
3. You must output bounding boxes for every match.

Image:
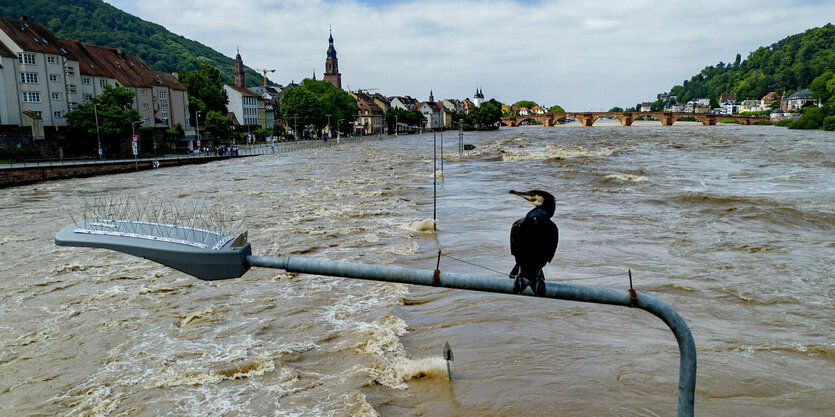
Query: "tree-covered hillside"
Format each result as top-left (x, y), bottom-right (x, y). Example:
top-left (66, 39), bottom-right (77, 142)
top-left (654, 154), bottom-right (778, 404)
top-left (669, 24), bottom-right (835, 103)
top-left (0, 0), bottom-right (270, 87)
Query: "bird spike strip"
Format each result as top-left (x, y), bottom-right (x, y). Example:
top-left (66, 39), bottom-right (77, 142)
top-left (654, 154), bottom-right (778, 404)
top-left (69, 195), bottom-right (246, 250)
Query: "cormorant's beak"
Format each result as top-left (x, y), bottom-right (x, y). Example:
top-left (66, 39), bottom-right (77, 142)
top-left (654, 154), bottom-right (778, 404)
top-left (509, 190), bottom-right (536, 202)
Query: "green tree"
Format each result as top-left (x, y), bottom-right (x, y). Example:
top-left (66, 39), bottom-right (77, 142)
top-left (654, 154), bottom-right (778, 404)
top-left (64, 85), bottom-right (140, 156)
top-left (548, 105), bottom-right (565, 113)
top-left (180, 64), bottom-right (229, 126)
top-left (608, 106), bottom-right (624, 112)
top-left (514, 100), bottom-right (538, 110)
top-left (281, 79), bottom-right (357, 138)
top-left (466, 99), bottom-right (502, 129)
top-left (650, 99), bottom-right (665, 111)
top-left (203, 110), bottom-right (233, 141)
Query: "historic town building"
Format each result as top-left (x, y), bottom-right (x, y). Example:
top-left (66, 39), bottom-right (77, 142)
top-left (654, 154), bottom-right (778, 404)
top-left (323, 29), bottom-right (341, 89)
top-left (0, 16), bottom-right (189, 147)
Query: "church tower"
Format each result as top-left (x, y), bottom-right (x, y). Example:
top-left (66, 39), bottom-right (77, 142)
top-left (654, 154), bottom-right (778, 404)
top-left (324, 28), bottom-right (342, 89)
top-left (429, 89), bottom-right (434, 102)
top-left (474, 87), bottom-right (485, 107)
top-left (234, 48), bottom-right (245, 88)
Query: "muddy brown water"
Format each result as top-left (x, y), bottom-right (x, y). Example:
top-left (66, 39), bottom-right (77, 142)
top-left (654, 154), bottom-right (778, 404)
top-left (1, 122), bottom-right (832, 416)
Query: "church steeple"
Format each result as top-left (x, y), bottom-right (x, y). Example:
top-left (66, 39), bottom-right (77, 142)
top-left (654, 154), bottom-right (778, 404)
top-left (234, 48), bottom-right (245, 88)
top-left (429, 89), bottom-right (434, 102)
top-left (324, 26), bottom-right (342, 89)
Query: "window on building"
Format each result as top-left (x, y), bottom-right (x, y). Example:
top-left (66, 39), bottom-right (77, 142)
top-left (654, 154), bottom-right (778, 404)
top-left (54, 111), bottom-right (63, 119)
top-left (141, 89), bottom-right (147, 96)
top-left (83, 94), bottom-right (93, 103)
top-left (65, 66), bottom-right (75, 76)
top-left (82, 76), bottom-right (91, 84)
top-left (30, 111), bottom-right (43, 118)
top-left (67, 85), bottom-right (77, 94)
top-left (47, 55), bottom-right (56, 64)
top-left (20, 73), bottom-right (38, 84)
top-left (100, 79), bottom-right (107, 88)
top-left (159, 91), bottom-right (167, 101)
top-left (22, 91), bottom-right (40, 102)
top-left (52, 92), bottom-right (62, 101)
top-left (142, 103), bottom-right (148, 110)
top-left (49, 73), bottom-right (60, 83)
top-left (161, 104), bottom-right (168, 116)
top-left (18, 53), bottom-right (35, 65)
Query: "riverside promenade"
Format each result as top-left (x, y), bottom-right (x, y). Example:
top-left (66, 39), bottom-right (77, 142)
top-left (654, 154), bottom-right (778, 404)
top-left (0, 138), bottom-right (364, 188)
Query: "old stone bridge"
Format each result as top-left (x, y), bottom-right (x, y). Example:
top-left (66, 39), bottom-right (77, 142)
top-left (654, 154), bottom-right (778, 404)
top-left (502, 112), bottom-right (765, 127)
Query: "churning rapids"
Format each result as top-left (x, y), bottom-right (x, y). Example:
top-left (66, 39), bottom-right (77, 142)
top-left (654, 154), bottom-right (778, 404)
top-left (1, 121), bottom-right (833, 416)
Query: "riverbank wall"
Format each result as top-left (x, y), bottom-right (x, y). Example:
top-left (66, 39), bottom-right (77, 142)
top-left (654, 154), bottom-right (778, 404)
top-left (0, 155), bottom-right (251, 188)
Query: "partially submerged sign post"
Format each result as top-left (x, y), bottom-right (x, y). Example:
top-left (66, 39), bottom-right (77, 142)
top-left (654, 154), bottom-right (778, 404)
top-left (443, 341), bottom-right (454, 380)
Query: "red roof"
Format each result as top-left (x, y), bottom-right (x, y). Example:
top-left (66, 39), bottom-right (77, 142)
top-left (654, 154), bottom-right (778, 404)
top-left (0, 16), bottom-right (75, 58)
top-left (226, 84), bottom-right (257, 97)
top-left (60, 39), bottom-right (185, 91)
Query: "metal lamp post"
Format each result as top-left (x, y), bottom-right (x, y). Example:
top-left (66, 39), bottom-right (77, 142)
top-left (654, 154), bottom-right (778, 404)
top-left (326, 113), bottom-right (331, 141)
top-left (94, 103), bottom-right (102, 159)
top-left (196, 110), bottom-right (201, 150)
top-left (131, 120), bottom-right (142, 171)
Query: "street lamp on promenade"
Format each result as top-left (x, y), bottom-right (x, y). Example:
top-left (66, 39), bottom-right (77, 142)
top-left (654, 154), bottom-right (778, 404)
top-left (94, 103), bottom-right (102, 158)
top-left (132, 120), bottom-right (142, 171)
top-left (293, 114), bottom-right (298, 141)
top-left (326, 113), bottom-right (331, 140)
top-left (196, 110), bottom-right (201, 149)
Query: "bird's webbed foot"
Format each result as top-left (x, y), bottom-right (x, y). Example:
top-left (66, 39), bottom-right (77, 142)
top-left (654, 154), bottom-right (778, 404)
top-left (532, 277), bottom-right (546, 297)
top-left (512, 276), bottom-right (531, 295)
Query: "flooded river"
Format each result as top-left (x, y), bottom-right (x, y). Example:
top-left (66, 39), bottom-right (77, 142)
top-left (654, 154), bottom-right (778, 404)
top-left (1, 122), bottom-right (832, 416)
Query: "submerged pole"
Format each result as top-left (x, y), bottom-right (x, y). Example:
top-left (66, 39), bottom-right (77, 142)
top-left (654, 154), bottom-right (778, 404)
top-left (246, 255), bottom-right (696, 417)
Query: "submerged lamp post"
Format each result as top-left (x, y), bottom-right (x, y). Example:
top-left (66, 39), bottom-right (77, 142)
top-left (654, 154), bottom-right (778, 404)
top-left (55, 209), bottom-right (696, 417)
top-left (131, 120), bottom-right (142, 171)
top-left (94, 103), bottom-right (102, 159)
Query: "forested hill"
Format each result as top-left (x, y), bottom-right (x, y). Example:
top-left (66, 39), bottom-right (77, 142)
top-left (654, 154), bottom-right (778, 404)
top-left (0, 0), bottom-right (269, 87)
top-left (669, 24), bottom-right (835, 104)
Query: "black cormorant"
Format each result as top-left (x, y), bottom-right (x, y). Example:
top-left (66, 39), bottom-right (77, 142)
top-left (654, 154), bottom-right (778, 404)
top-left (509, 190), bottom-right (559, 296)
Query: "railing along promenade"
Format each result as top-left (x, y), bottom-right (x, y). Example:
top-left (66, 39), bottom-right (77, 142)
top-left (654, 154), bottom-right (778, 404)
top-left (503, 111), bottom-right (766, 127)
top-left (0, 137), bottom-right (364, 170)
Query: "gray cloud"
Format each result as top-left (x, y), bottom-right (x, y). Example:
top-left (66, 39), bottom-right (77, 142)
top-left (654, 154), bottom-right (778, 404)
top-left (106, 0), bottom-right (834, 109)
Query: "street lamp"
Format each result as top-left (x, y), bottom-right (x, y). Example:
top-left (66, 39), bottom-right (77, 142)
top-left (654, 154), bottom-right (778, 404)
top-left (293, 114), bottom-right (298, 141)
top-left (337, 118), bottom-right (343, 143)
top-left (132, 120), bottom-right (142, 171)
top-left (326, 113), bottom-right (331, 141)
top-left (94, 103), bottom-right (102, 158)
top-left (195, 110), bottom-right (201, 150)
top-left (395, 115), bottom-right (398, 136)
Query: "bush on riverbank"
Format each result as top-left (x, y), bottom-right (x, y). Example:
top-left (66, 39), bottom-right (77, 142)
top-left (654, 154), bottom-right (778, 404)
top-left (0, 146), bottom-right (42, 161)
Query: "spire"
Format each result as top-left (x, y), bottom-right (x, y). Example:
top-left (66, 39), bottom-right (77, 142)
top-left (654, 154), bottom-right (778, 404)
top-left (327, 27), bottom-right (337, 60)
top-left (429, 89), bottom-right (434, 102)
top-left (234, 48), bottom-right (245, 88)
top-left (312, 68), bottom-right (316, 80)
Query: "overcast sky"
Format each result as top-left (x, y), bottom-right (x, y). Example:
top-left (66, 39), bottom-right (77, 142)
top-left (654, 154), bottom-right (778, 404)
top-left (104, 0), bottom-right (834, 110)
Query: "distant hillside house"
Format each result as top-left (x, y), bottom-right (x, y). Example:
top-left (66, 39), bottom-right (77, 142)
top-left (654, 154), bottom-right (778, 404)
top-left (784, 89), bottom-right (819, 111)
top-left (720, 93), bottom-right (737, 104)
top-left (761, 91), bottom-right (778, 110)
top-left (740, 100), bottom-right (761, 113)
